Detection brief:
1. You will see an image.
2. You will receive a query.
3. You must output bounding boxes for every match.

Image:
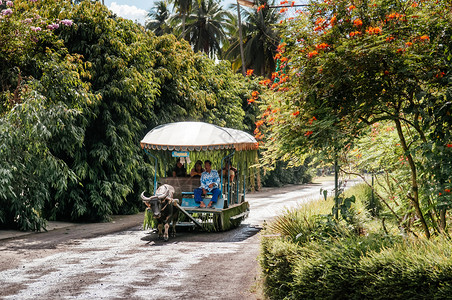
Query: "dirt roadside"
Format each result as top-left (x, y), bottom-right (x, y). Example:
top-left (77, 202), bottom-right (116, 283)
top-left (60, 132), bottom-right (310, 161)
top-left (0, 213), bottom-right (145, 271)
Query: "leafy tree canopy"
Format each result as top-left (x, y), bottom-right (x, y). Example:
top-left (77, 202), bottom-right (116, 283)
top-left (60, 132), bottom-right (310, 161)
top-left (255, 0), bottom-right (451, 237)
top-left (0, 0), bottom-right (257, 230)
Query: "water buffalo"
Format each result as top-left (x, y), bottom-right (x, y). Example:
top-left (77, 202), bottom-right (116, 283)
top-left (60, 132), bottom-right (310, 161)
top-left (141, 184), bottom-right (180, 241)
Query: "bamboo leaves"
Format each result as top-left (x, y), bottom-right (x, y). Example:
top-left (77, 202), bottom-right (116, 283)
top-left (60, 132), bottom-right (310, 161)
top-left (1, 0), bottom-right (257, 230)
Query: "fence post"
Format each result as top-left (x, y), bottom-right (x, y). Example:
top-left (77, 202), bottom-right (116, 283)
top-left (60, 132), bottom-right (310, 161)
top-left (334, 158), bottom-right (339, 219)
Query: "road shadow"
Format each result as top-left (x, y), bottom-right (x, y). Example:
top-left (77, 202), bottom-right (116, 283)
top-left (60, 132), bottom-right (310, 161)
top-left (139, 223), bottom-right (262, 245)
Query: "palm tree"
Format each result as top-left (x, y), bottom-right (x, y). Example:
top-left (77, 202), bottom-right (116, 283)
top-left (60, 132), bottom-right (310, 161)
top-left (224, 0), bottom-right (281, 77)
top-left (146, 0), bottom-right (173, 36)
top-left (220, 12), bottom-right (242, 71)
top-left (182, 0), bottom-right (234, 58)
top-left (169, 0), bottom-right (194, 39)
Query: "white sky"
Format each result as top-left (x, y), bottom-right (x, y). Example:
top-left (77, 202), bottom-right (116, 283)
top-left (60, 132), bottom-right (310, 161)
top-left (105, 0), bottom-right (237, 25)
top-left (105, 0), bottom-right (308, 26)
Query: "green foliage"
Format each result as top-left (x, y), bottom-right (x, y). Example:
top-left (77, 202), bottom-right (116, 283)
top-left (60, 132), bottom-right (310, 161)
top-left (259, 238), bottom-right (300, 299)
top-left (0, 93), bottom-right (80, 230)
top-left (143, 208), bottom-right (156, 230)
top-left (287, 233), bottom-right (419, 300)
top-left (260, 231), bottom-right (401, 300)
top-left (192, 57), bottom-right (248, 128)
top-left (0, 0), bottom-right (256, 230)
top-left (348, 182), bottom-right (382, 217)
top-left (0, 0), bottom-right (96, 229)
top-left (350, 119), bottom-right (451, 233)
top-left (48, 1), bottom-right (161, 221)
top-left (358, 238), bottom-right (452, 299)
top-left (183, 0), bottom-right (233, 58)
top-left (260, 184), bottom-right (452, 299)
top-left (350, 122), bottom-right (412, 217)
top-left (261, 159), bottom-right (312, 187)
top-left (0, 0), bottom-right (75, 116)
top-left (268, 209), bottom-right (349, 245)
top-left (257, 0), bottom-right (452, 237)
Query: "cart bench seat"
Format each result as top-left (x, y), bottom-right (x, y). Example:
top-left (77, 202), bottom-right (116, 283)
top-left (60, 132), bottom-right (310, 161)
top-left (181, 191), bottom-right (224, 209)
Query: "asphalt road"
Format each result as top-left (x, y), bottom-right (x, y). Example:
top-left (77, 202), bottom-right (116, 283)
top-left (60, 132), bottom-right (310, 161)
top-left (0, 179), bottom-right (349, 300)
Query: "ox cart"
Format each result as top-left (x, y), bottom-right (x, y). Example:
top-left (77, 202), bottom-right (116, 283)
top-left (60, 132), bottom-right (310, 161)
top-left (140, 121), bottom-right (258, 235)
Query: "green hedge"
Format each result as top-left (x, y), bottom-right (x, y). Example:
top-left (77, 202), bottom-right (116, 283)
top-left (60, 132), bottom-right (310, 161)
top-left (359, 239), bottom-right (452, 299)
top-left (260, 238), bottom-right (301, 299)
top-left (260, 183), bottom-right (452, 299)
top-left (261, 233), bottom-right (452, 299)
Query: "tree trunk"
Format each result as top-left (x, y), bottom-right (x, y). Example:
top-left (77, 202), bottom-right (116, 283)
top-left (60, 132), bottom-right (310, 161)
top-left (334, 158), bottom-right (339, 219)
top-left (236, 1), bottom-right (246, 76)
top-left (182, 14), bottom-right (186, 40)
top-left (440, 208), bottom-right (446, 233)
top-left (394, 118), bottom-right (430, 239)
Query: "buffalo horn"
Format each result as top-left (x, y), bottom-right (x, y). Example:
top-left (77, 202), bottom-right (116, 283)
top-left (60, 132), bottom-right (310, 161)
top-left (140, 191), bottom-right (152, 201)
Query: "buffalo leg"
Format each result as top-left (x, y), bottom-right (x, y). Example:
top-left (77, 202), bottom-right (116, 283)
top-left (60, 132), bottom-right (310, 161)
top-left (157, 223), bottom-right (163, 239)
top-left (164, 223), bottom-right (170, 241)
top-left (171, 220), bottom-right (177, 238)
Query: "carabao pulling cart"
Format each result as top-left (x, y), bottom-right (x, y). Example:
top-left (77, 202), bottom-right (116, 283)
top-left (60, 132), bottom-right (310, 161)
top-left (140, 121), bottom-right (258, 232)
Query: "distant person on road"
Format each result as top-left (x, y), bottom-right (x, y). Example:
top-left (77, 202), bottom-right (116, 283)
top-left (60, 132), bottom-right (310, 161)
top-left (194, 160), bottom-right (220, 208)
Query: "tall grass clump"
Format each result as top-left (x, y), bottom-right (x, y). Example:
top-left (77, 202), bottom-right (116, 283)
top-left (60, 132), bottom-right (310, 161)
top-left (266, 196), bottom-right (348, 244)
top-left (344, 182), bottom-right (382, 217)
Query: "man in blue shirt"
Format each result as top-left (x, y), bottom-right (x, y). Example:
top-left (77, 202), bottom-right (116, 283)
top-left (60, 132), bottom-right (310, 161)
top-left (194, 160), bottom-right (221, 208)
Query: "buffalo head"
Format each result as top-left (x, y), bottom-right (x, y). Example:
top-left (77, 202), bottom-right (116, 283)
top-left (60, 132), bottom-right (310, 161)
top-left (140, 184), bottom-right (175, 218)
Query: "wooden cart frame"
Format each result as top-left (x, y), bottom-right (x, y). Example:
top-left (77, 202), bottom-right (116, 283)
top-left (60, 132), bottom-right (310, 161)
top-left (140, 122), bottom-right (258, 231)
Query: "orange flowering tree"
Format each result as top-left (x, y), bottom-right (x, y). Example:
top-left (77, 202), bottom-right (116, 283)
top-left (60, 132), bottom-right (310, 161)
top-left (256, 0), bottom-right (452, 237)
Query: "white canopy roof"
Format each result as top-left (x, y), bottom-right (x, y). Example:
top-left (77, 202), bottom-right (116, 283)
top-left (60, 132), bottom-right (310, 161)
top-left (140, 122), bottom-right (258, 151)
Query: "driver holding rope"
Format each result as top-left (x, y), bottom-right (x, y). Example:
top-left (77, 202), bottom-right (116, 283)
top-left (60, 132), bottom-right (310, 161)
top-left (194, 160), bottom-right (221, 209)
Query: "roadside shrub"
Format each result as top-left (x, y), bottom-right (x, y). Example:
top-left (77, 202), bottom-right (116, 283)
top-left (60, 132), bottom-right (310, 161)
top-left (260, 224), bottom-right (401, 299)
top-left (268, 209), bottom-right (351, 245)
top-left (262, 221), bottom-right (452, 300)
top-left (260, 183), bottom-right (452, 299)
top-left (267, 183), bottom-right (372, 244)
top-left (289, 233), bottom-right (399, 300)
top-left (259, 237), bottom-right (302, 299)
top-left (359, 237), bottom-right (452, 299)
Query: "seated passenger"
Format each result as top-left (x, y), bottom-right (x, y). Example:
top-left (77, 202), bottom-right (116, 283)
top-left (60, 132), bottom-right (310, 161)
top-left (172, 158), bottom-right (187, 177)
top-left (221, 160), bottom-right (237, 182)
top-left (190, 160), bottom-right (204, 178)
top-left (194, 160), bottom-right (220, 208)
